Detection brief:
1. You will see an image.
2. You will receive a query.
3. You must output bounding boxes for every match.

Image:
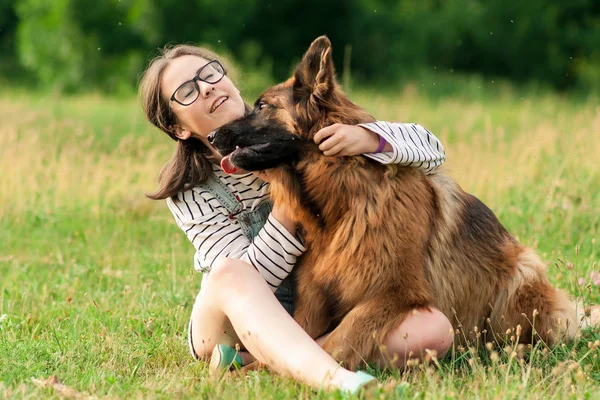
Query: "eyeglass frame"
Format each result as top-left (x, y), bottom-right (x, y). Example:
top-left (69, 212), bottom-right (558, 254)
top-left (169, 60), bottom-right (226, 106)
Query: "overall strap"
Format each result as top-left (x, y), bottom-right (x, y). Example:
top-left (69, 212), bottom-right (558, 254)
top-left (201, 174), bottom-right (243, 218)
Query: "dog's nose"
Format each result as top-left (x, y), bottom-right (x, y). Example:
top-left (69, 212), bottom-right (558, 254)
top-left (207, 131), bottom-right (216, 144)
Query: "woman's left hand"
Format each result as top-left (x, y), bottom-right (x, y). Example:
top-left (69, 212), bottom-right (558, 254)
top-left (313, 123), bottom-right (380, 156)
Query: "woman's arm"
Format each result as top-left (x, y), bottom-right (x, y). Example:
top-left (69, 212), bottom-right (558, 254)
top-left (360, 122), bottom-right (446, 174)
top-left (314, 121), bottom-right (446, 174)
top-left (167, 190), bottom-right (305, 292)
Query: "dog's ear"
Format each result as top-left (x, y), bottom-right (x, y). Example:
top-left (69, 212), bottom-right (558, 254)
top-left (293, 36), bottom-right (335, 106)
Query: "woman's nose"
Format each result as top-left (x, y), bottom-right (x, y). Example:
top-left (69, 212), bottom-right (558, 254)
top-left (198, 81), bottom-right (215, 98)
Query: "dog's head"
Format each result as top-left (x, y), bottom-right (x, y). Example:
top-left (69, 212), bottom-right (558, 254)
top-left (210, 36), bottom-right (374, 173)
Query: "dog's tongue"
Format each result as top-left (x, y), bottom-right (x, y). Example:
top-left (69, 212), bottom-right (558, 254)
top-left (220, 155), bottom-right (239, 174)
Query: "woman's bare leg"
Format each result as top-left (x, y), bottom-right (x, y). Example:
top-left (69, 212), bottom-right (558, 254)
top-left (315, 308), bottom-right (453, 368)
top-left (378, 308), bottom-right (453, 367)
top-left (189, 257), bottom-right (356, 389)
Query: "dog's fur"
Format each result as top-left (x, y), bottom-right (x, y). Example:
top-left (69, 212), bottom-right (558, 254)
top-left (211, 36), bottom-right (578, 369)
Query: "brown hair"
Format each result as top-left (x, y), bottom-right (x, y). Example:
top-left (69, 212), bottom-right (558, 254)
top-left (139, 44), bottom-right (242, 200)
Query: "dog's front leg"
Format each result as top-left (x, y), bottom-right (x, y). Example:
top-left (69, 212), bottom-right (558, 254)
top-left (321, 294), bottom-right (428, 370)
top-left (293, 272), bottom-right (331, 339)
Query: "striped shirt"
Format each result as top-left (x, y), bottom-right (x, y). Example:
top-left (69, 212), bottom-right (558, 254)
top-left (359, 122), bottom-right (446, 173)
top-left (167, 121), bottom-right (446, 291)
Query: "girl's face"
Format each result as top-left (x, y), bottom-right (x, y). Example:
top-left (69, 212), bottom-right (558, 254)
top-left (161, 55), bottom-right (246, 147)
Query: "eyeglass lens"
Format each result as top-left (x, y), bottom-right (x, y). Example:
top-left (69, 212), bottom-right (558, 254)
top-left (174, 61), bottom-right (224, 105)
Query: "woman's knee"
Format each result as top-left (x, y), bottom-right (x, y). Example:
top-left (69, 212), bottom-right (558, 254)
top-left (206, 257), bottom-right (253, 290)
top-left (418, 308), bottom-right (454, 358)
top-left (386, 308), bottom-right (454, 360)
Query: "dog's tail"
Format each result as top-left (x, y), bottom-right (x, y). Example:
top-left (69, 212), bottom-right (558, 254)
top-left (489, 247), bottom-right (579, 345)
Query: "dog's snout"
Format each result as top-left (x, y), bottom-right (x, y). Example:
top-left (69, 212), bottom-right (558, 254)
top-left (207, 131), bottom-right (216, 144)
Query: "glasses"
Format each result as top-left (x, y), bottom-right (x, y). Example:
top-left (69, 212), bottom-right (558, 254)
top-left (170, 60), bottom-right (226, 106)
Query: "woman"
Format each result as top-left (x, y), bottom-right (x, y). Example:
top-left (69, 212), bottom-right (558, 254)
top-left (139, 44), bottom-right (454, 394)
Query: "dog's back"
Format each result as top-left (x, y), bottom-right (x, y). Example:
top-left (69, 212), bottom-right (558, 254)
top-left (424, 173), bottom-right (577, 343)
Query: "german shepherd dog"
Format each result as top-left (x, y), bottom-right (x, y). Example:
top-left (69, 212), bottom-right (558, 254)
top-left (210, 36), bottom-right (579, 369)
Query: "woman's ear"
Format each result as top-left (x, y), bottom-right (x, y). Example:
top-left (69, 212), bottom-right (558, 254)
top-left (173, 126), bottom-right (192, 141)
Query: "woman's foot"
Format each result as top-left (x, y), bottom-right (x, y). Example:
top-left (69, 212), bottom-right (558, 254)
top-left (340, 371), bottom-right (377, 397)
top-left (209, 344), bottom-right (243, 376)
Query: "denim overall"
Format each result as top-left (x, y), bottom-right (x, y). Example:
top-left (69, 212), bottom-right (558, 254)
top-left (201, 174), bottom-right (296, 315)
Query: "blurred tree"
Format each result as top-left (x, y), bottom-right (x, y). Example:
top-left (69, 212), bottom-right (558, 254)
top-left (346, 0), bottom-right (600, 90)
top-left (0, 0), bottom-right (19, 79)
top-left (450, 0), bottom-right (600, 89)
top-left (16, 0), bottom-right (154, 92)
top-left (3, 0), bottom-right (599, 92)
top-left (242, 0), bottom-right (356, 79)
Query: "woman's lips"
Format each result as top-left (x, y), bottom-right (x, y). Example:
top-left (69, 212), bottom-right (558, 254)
top-left (210, 96), bottom-right (228, 113)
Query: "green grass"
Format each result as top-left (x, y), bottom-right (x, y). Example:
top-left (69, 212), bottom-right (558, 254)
top-left (1, 85), bottom-right (599, 399)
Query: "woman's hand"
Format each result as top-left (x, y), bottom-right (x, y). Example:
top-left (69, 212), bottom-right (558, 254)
top-left (314, 123), bottom-right (388, 156)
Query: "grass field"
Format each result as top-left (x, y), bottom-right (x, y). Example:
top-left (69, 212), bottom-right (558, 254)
top-left (1, 86), bottom-right (599, 399)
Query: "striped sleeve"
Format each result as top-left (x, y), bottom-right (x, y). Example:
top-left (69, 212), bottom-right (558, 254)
top-left (166, 191), bottom-right (306, 292)
top-left (359, 121), bottom-right (446, 174)
top-left (241, 214), bottom-right (305, 290)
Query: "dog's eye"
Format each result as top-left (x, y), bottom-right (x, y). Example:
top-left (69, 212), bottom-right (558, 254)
top-left (258, 102), bottom-right (269, 110)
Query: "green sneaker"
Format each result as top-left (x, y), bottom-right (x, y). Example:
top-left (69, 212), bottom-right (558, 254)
top-left (209, 344), bottom-right (243, 376)
top-left (340, 371), bottom-right (377, 397)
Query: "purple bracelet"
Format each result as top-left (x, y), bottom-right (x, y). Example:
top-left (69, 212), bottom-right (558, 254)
top-left (375, 135), bottom-right (387, 153)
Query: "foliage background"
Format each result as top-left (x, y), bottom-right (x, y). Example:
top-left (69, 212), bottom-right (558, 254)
top-left (1, 0), bottom-right (599, 93)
